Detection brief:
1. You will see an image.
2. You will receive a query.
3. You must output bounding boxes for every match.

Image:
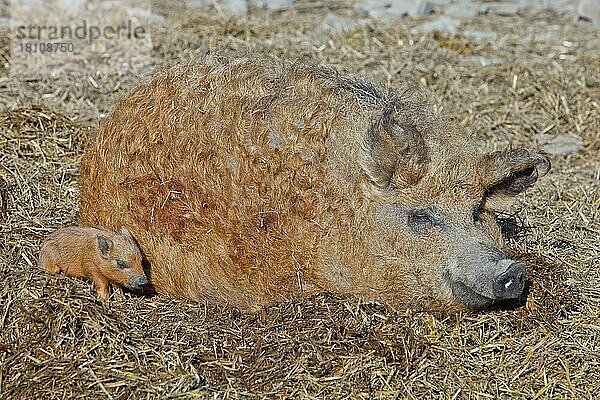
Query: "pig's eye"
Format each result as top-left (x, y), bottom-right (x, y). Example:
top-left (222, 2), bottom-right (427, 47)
top-left (116, 259), bottom-right (129, 269)
top-left (408, 210), bottom-right (435, 230)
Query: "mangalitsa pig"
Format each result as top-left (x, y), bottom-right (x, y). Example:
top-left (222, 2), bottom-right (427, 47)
top-left (39, 226), bottom-right (148, 299)
top-left (79, 54), bottom-right (550, 312)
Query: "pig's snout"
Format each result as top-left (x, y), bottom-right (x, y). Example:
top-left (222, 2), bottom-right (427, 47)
top-left (453, 248), bottom-right (528, 307)
top-left (131, 275), bottom-right (148, 289)
top-left (493, 261), bottom-right (525, 300)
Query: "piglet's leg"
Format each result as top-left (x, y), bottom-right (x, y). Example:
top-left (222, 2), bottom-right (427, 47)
top-left (44, 262), bottom-right (63, 274)
top-left (92, 274), bottom-right (111, 300)
top-left (38, 253), bottom-right (62, 274)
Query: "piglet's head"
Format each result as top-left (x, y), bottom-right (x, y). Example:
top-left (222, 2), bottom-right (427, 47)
top-left (96, 226), bottom-right (148, 293)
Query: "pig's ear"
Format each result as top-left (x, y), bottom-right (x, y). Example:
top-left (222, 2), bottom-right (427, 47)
top-left (96, 235), bottom-right (113, 259)
top-left (481, 149), bottom-right (550, 200)
top-left (360, 110), bottom-right (428, 189)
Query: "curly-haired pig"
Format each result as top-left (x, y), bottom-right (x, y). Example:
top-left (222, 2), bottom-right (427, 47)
top-left (39, 226), bottom-right (148, 299)
top-left (78, 54), bottom-right (550, 312)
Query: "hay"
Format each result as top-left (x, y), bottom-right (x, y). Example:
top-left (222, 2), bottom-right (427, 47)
top-left (1, 1), bottom-right (599, 398)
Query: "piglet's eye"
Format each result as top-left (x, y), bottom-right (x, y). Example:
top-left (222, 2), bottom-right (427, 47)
top-left (116, 260), bottom-right (129, 269)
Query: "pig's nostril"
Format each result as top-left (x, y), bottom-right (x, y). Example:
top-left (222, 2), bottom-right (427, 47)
top-left (133, 276), bottom-right (148, 289)
top-left (493, 262), bottom-right (525, 299)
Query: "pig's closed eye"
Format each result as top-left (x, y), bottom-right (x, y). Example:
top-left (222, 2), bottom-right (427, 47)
top-left (116, 259), bottom-right (129, 269)
top-left (408, 210), bottom-right (435, 230)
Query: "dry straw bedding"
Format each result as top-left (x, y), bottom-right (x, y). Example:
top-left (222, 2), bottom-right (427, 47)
top-left (0, 1), bottom-right (599, 399)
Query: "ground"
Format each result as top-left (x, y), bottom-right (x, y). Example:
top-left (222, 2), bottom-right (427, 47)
top-left (0, 1), bottom-right (598, 399)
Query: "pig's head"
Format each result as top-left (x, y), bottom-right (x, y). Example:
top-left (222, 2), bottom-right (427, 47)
top-left (358, 103), bottom-right (550, 310)
top-left (96, 227), bottom-right (148, 291)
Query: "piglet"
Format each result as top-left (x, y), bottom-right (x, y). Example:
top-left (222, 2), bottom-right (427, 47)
top-left (38, 226), bottom-right (148, 299)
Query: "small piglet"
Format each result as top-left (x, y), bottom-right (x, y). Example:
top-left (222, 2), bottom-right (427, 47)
top-left (38, 226), bottom-right (148, 299)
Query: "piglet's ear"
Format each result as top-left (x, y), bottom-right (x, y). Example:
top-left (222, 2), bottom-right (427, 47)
top-left (481, 149), bottom-right (550, 200)
top-left (97, 235), bottom-right (113, 259)
top-left (360, 109), bottom-right (428, 189)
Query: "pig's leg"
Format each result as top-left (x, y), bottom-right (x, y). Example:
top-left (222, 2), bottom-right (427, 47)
top-left (38, 252), bottom-right (62, 274)
top-left (44, 262), bottom-right (63, 274)
top-left (92, 274), bottom-right (110, 300)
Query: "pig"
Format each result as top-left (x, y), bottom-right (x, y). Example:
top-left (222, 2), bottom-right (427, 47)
top-left (78, 54), bottom-right (550, 312)
top-left (38, 226), bottom-right (148, 299)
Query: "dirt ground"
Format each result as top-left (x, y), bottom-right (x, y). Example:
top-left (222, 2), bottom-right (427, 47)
top-left (0, 0), bottom-right (598, 399)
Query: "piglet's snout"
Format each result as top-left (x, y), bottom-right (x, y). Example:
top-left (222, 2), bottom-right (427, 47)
top-left (493, 260), bottom-right (525, 300)
top-left (131, 276), bottom-right (148, 289)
